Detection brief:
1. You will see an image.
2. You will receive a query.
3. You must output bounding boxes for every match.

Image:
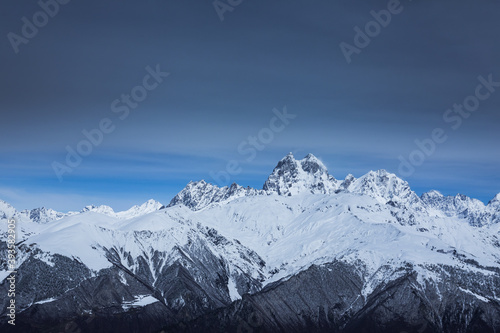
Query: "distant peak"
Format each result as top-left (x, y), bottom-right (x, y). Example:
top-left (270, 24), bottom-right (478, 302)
top-left (301, 154), bottom-right (324, 164)
top-left (346, 169), bottom-right (417, 204)
top-left (455, 193), bottom-right (470, 201)
top-left (188, 179), bottom-right (208, 186)
top-left (276, 153), bottom-right (297, 165)
top-left (340, 174), bottom-right (356, 189)
top-left (274, 153), bottom-right (327, 172)
top-left (303, 153), bottom-right (316, 159)
top-left (429, 190), bottom-right (443, 196)
top-left (141, 199), bottom-right (162, 207)
top-left (112, 199), bottom-right (163, 219)
top-left (0, 199), bottom-right (15, 208)
top-left (421, 190), bottom-right (444, 205)
top-left (80, 204), bottom-right (115, 214)
top-left (82, 204), bottom-right (96, 211)
top-left (422, 190), bottom-right (444, 198)
top-left (488, 193), bottom-right (500, 205)
top-left (168, 179), bottom-right (261, 211)
top-left (263, 153), bottom-right (337, 195)
top-left (364, 169), bottom-right (392, 177)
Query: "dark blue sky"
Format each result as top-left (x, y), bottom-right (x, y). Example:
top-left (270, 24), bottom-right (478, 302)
top-left (1, 0), bottom-right (499, 211)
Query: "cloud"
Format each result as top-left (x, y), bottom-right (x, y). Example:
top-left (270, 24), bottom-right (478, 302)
top-left (0, 0), bottom-right (498, 209)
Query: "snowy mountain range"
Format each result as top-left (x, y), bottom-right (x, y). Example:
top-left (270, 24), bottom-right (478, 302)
top-left (0, 198), bottom-right (164, 224)
top-left (1, 153), bottom-right (500, 332)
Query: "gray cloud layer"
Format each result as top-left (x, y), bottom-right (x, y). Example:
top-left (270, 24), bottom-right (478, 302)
top-left (0, 0), bottom-right (499, 210)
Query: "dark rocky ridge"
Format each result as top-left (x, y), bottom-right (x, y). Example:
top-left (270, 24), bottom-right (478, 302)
top-left (165, 263), bottom-right (500, 333)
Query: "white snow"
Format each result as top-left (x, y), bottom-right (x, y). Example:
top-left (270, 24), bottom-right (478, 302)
top-left (459, 287), bottom-right (490, 303)
top-left (80, 200), bottom-right (163, 219)
top-left (227, 276), bottom-right (241, 301)
top-left (0, 271), bottom-right (12, 283)
top-left (34, 297), bottom-right (57, 305)
top-left (122, 295), bottom-right (159, 310)
top-left (119, 271), bottom-right (128, 286)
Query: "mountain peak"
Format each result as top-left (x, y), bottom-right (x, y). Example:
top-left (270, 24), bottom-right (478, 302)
top-left (263, 153), bottom-right (337, 196)
top-left (114, 199), bottom-right (163, 219)
top-left (340, 174), bottom-right (356, 190)
top-left (80, 204), bottom-right (115, 215)
top-left (300, 153), bottom-right (328, 174)
top-left (421, 190), bottom-right (444, 201)
top-left (428, 190), bottom-right (443, 197)
top-left (129, 199), bottom-right (163, 211)
top-left (23, 207), bottom-right (69, 224)
top-left (345, 169), bottom-right (419, 204)
top-left (0, 200), bottom-right (17, 219)
top-left (275, 152), bottom-right (298, 168)
top-left (488, 193), bottom-right (500, 205)
top-left (168, 180), bottom-right (262, 211)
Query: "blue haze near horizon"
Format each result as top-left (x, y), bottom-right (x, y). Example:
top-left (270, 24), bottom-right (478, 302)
top-left (0, 0), bottom-right (499, 211)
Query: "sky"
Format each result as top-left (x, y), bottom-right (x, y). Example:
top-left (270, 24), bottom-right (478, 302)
top-left (0, 0), bottom-right (499, 211)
